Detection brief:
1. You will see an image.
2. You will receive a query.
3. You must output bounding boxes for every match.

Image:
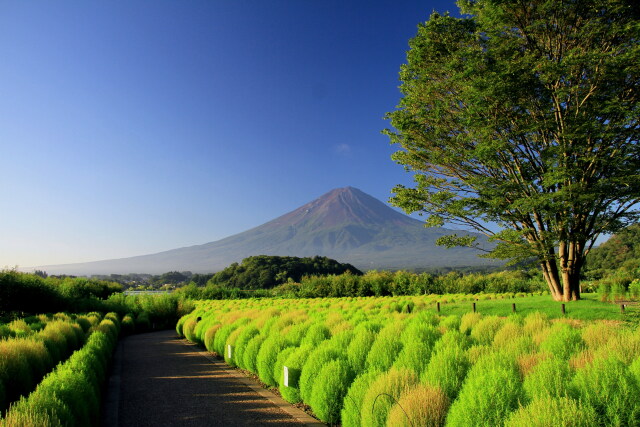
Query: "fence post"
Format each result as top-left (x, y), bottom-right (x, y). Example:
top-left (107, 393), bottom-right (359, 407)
top-left (472, 302), bottom-right (476, 313)
top-left (512, 303), bottom-right (516, 313)
top-left (436, 302), bottom-right (440, 313)
top-left (561, 303), bottom-right (566, 315)
top-left (621, 304), bottom-right (625, 314)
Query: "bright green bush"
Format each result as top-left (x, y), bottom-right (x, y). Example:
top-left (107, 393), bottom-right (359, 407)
top-left (439, 315), bottom-right (460, 331)
top-left (203, 324), bottom-right (221, 353)
top-left (232, 325), bottom-right (259, 369)
top-left (421, 332), bottom-right (470, 400)
top-left (272, 346), bottom-right (297, 388)
top-left (341, 370), bottom-right (383, 427)
top-left (445, 352), bottom-right (523, 426)
top-left (366, 323), bottom-right (404, 372)
top-left (570, 356), bottom-right (640, 426)
top-left (360, 368), bottom-right (419, 427)
top-left (386, 384), bottom-right (449, 427)
top-left (301, 323), bottom-right (331, 346)
top-left (347, 328), bottom-right (376, 374)
top-left (242, 334), bottom-right (265, 373)
top-left (182, 318), bottom-right (198, 343)
top-left (299, 344), bottom-right (341, 402)
top-left (505, 396), bottom-right (598, 427)
top-left (309, 358), bottom-right (354, 424)
top-left (523, 357), bottom-right (573, 400)
top-left (539, 323), bottom-right (584, 359)
top-left (279, 344), bottom-right (314, 403)
top-left (256, 335), bottom-right (290, 387)
top-left (470, 316), bottom-right (504, 345)
top-left (459, 312), bottom-right (482, 335)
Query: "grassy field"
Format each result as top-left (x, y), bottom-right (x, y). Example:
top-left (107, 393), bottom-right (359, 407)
top-left (433, 293), bottom-right (640, 323)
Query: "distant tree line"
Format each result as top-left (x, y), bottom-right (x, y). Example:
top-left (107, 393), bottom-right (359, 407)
top-left (175, 268), bottom-right (546, 300)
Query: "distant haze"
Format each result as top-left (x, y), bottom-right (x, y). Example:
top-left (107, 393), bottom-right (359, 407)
top-left (30, 187), bottom-right (500, 275)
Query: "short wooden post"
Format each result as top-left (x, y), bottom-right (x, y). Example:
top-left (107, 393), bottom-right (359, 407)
top-left (436, 302), bottom-right (441, 312)
top-left (472, 302), bottom-right (476, 313)
top-left (512, 303), bottom-right (516, 313)
top-left (561, 303), bottom-right (566, 315)
top-left (621, 304), bottom-right (625, 314)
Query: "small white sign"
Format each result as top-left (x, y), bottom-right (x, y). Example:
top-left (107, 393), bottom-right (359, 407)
top-left (283, 366), bottom-right (289, 387)
top-left (227, 344), bottom-right (233, 359)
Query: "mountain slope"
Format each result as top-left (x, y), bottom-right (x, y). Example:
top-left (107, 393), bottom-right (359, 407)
top-left (32, 187), bottom-right (499, 275)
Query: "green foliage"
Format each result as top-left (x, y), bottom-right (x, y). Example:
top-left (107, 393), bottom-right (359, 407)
top-left (209, 255), bottom-right (362, 290)
top-left (446, 352), bottom-right (523, 426)
top-left (256, 335), bottom-right (290, 387)
top-left (570, 356), bottom-right (640, 426)
top-left (421, 332), bottom-right (470, 401)
top-left (539, 323), bottom-right (585, 360)
top-left (309, 358), bottom-right (354, 424)
top-left (232, 325), bottom-right (259, 369)
top-left (384, 0), bottom-right (640, 300)
top-left (341, 369), bottom-right (382, 427)
top-left (523, 357), bottom-right (573, 400)
top-left (386, 384), bottom-right (449, 427)
top-left (279, 344), bottom-right (314, 403)
top-left (586, 224), bottom-right (640, 276)
top-left (242, 335), bottom-right (265, 374)
top-left (365, 323), bottom-right (404, 372)
top-left (360, 368), bottom-right (419, 427)
top-left (505, 396), bottom-right (598, 427)
top-left (1, 315), bottom-right (119, 426)
top-left (299, 344), bottom-right (341, 403)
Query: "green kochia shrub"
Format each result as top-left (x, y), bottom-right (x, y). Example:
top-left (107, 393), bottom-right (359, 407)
top-left (539, 323), bottom-right (585, 360)
top-left (470, 316), bottom-right (504, 345)
top-left (570, 356), bottom-right (640, 426)
top-left (365, 323), bottom-right (404, 372)
top-left (360, 368), bottom-right (419, 427)
top-left (272, 346), bottom-right (297, 388)
top-left (341, 370), bottom-right (382, 427)
top-left (256, 335), bottom-right (290, 387)
top-left (347, 329), bottom-right (376, 374)
top-left (242, 335), bottom-right (266, 374)
top-left (233, 325), bottom-right (259, 370)
top-left (203, 325), bottom-right (221, 353)
top-left (445, 352), bottom-right (523, 426)
top-left (393, 323), bottom-right (440, 375)
top-left (421, 331), bottom-right (470, 400)
top-left (279, 344), bottom-right (314, 403)
top-left (523, 357), bottom-right (573, 400)
top-left (309, 358), bottom-right (355, 424)
top-left (299, 345), bottom-right (341, 402)
top-left (301, 323), bottom-right (331, 346)
top-left (1, 316), bottom-right (119, 426)
top-left (505, 396), bottom-right (598, 427)
top-left (386, 384), bottom-right (449, 427)
top-left (182, 318), bottom-right (198, 343)
top-left (213, 319), bottom-right (249, 356)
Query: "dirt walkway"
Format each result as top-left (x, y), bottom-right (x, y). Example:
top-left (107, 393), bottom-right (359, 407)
top-left (101, 330), bottom-right (322, 426)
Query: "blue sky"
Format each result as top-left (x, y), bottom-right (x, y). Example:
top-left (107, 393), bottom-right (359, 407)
top-left (0, 1), bottom-right (461, 268)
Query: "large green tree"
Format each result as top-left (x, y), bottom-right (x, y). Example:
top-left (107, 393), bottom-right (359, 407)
top-left (384, 0), bottom-right (640, 301)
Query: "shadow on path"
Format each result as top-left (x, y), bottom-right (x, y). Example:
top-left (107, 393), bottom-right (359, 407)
top-left (102, 330), bottom-right (319, 426)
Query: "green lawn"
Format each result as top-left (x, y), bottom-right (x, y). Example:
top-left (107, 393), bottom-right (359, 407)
top-left (431, 293), bottom-right (639, 323)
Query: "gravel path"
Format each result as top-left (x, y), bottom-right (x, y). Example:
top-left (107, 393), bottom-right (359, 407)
top-left (101, 330), bottom-right (322, 426)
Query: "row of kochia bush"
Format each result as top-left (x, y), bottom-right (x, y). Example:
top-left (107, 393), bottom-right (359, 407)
top-left (177, 295), bottom-right (640, 426)
top-left (0, 312), bottom-right (123, 424)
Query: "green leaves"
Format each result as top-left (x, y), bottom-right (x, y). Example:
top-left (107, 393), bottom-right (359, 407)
top-left (385, 0), bottom-right (640, 298)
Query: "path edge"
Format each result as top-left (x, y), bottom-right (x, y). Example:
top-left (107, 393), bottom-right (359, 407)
top-left (179, 337), bottom-right (324, 426)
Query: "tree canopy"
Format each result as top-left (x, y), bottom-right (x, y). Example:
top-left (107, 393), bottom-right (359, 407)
top-left (384, 0), bottom-right (640, 301)
top-left (208, 255), bottom-right (363, 290)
